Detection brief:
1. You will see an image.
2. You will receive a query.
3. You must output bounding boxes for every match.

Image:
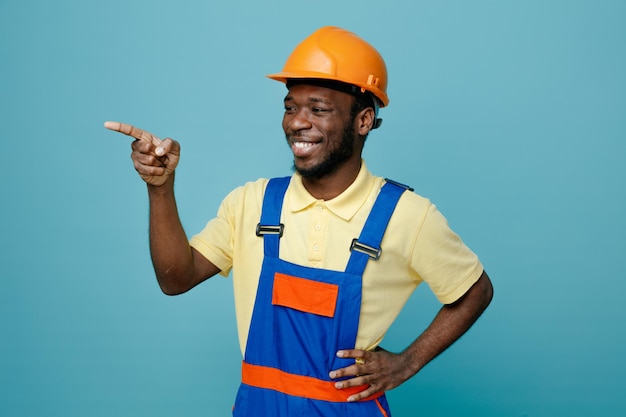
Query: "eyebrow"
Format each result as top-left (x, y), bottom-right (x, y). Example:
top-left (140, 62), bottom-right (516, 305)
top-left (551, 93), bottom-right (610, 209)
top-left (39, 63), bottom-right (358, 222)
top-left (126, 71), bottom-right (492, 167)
top-left (283, 95), bottom-right (332, 105)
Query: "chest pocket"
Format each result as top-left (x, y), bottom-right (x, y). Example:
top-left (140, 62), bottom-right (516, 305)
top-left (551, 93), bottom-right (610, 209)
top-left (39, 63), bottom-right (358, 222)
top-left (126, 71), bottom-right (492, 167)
top-left (271, 272), bottom-right (339, 318)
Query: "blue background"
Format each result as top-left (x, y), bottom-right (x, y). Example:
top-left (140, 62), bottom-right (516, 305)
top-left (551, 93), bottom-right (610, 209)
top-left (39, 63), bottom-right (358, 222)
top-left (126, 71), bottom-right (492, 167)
top-left (1, 0), bottom-right (625, 416)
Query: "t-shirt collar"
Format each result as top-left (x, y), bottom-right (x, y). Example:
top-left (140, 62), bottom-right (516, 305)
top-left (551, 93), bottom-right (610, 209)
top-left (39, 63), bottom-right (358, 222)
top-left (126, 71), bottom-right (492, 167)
top-left (288, 160), bottom-right (375, 221)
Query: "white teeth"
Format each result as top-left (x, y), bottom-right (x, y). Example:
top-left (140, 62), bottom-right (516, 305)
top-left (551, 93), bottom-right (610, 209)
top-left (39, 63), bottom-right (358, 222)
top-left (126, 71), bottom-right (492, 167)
top-left (294, 142), bottom-right (314, 148)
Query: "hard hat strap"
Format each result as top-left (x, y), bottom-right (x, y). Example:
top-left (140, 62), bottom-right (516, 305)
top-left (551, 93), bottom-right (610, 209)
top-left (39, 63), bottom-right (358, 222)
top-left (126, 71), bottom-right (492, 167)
top-left (372, 98), bottom-right (382, 130)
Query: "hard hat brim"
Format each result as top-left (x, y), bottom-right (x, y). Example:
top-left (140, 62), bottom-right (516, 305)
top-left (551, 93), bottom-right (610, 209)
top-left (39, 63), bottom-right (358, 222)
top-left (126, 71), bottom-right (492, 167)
top-left (266, 71), bottom-right (389, 107)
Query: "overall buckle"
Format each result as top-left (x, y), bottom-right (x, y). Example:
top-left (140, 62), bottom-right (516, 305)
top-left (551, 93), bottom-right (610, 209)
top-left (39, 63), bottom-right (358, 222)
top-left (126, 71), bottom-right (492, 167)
top-left (384, 178), bottom-right (414, 191)
top-left (256, 223), bottom-right (284, 237)
top-left (350, 239), bottom-right (382, 260)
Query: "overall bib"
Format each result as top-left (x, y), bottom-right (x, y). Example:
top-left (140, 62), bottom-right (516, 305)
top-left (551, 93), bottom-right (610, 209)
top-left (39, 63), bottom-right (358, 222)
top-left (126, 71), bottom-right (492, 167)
top-left (233, 177), bottom-right (408, 417)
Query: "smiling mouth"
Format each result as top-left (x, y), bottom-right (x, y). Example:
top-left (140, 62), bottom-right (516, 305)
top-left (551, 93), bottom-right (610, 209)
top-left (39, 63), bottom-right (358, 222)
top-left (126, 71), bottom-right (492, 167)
top-left (291, 141), bottom-right (320, 157)
top-left (293, 141), bottom-right (316, 149)
top-left (288, 136), bottom-right (321, 157)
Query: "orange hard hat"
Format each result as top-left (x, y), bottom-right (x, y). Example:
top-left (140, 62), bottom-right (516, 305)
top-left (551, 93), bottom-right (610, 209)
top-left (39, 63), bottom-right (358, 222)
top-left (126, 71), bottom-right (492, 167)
top-left (267, 26), bottom-right (389, 107)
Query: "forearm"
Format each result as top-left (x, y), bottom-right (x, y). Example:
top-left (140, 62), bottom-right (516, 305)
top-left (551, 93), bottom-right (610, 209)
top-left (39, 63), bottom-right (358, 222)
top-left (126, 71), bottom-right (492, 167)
top-left (147, 174), bottom-right (196, 294)
top-left (401, 271), bottom-right (494, 376)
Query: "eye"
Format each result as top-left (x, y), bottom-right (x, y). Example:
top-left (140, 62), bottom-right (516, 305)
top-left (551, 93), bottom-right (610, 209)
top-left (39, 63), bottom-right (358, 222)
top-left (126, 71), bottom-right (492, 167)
top-left (284, 105), bottom-right (296, 114)
top-left (312, 107), bottom-right (328, 114)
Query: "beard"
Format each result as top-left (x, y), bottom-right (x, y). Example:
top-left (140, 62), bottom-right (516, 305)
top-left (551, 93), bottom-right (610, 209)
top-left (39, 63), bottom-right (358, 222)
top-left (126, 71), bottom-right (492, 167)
top-left (290, 122), bottom-right (356, 179)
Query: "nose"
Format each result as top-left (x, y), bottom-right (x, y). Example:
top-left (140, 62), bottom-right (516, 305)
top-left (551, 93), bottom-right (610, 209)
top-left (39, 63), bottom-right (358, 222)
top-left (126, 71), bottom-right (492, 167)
top-left (284, 109), bottom-right (312, 132)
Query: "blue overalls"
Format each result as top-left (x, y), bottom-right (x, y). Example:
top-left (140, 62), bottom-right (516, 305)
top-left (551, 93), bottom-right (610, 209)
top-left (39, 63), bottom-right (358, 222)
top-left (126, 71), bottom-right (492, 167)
top-left (233, 177), bottom-right (408, 417)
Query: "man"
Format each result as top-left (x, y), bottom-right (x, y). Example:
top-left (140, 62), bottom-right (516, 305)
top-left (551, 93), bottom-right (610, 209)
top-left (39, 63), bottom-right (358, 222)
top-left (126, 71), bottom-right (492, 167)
top-left (106, 26), bottom-right (493, 416)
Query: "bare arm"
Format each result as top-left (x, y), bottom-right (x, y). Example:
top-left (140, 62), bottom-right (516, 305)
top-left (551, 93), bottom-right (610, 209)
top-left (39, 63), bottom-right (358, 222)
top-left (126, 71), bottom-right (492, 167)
top-left (105, 121), bottom-right (220, 294)
top-left (330, 270), bottom-right (494, 401)
top-left (146, 173), bottom-right (220, 294)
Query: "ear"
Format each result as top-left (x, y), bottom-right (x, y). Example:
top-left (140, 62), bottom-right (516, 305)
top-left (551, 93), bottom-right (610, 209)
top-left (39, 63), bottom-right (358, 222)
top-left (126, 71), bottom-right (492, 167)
top-left (356, 107), bottom-right (376, 136)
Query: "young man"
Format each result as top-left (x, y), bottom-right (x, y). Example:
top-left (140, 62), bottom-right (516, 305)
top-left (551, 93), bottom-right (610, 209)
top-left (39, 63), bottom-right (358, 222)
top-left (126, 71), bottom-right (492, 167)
top-left (106, 26), bottom-right (493, 417)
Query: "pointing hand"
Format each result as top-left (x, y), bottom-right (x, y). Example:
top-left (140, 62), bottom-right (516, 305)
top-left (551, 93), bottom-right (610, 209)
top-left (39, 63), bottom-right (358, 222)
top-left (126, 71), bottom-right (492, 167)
top-left (105, 121), bottom-right (180, 186)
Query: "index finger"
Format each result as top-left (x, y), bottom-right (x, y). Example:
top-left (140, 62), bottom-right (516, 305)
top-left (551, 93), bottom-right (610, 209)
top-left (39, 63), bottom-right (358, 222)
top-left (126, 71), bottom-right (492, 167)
top-left (104, 121), bottom-right (161, 146)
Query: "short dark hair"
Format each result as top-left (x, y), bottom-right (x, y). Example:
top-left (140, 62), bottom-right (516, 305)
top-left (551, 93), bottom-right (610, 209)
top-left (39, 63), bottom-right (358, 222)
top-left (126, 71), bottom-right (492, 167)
top-left (349, 89), bottom-right (375, 120)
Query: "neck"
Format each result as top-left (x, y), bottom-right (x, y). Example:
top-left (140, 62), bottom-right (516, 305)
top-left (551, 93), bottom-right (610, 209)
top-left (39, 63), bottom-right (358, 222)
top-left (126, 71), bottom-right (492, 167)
top-left (301, 159), bottom-right (361, 200)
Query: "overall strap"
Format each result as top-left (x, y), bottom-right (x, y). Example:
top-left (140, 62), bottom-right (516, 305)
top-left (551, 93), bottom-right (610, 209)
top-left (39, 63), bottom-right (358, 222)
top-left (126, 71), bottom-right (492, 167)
top-left (256, 177), bottom-right (291, 258)
top-left (345, 180), bottom-right (410, 276)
